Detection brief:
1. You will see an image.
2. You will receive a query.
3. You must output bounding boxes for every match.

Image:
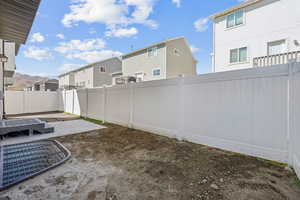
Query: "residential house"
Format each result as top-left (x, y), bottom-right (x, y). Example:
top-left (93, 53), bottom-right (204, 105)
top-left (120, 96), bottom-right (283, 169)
top-left (211, 0), bottom-right (300, 72)
top-left (59, 57), bottom-right (122, 89)
top-left (121, 37), bottom-right (197, 82)
top-left (33, 79), bottom-right (59, 91)
top-left (24, 86), bottom-right (33, 92)
top-left (59, 72), bottom-right (75, 90)
top-left (0, 0), bottom-right (41, 119)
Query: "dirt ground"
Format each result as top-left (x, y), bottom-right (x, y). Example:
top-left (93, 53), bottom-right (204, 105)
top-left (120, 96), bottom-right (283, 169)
top-left (1, 119), bottom-right (300, 200)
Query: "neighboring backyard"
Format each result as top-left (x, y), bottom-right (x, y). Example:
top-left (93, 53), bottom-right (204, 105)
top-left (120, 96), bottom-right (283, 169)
top-left (0, 115), bottom-right (300, 200)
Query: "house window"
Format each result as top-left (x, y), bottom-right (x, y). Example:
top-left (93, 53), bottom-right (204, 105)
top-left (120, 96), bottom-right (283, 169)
top-left (100, 66), bottom-right (106, 72)
top-left (135, 72), bottom-right (144, 82)
top-left (80, 82), bottom-right (86, 87)
top-left (153, 68), bottom-right (161, 76)
top-left (230, 47), bottom-right (248, 63)
top-left (268, 40), bottom-right (286, 56)
top-left (174, 48), bottom-right (180, 56)
top-left (227, 10), bottom-right (244, 28)
top-left (148, 47), bottom-right (158, 57)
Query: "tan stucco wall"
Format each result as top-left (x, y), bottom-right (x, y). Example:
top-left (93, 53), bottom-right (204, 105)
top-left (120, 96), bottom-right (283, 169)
top-left (166, 39), bottom-right (197, 78)
top-left (122, 44), bottom-right (167, 81)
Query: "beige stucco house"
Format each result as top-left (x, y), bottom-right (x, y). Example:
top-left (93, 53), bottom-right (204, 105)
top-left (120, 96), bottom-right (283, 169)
top-left (59, 57), bottom-right (122, 89)
top-left (121, 37), bottom-right (197, 82)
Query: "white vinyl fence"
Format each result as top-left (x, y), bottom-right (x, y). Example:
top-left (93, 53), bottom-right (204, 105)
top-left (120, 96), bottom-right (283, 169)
top-left (292, 65), bottom-right (300, 179)
top-left (5, 91), bottom-right (60, 115)
top-left (60, 63), bottom-right (300, 180)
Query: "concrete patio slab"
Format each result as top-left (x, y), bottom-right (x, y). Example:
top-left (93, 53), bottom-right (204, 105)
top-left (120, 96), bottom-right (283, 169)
top-left (1, 119), bottom-right (105, 145)
top-left (8, 112), bottom-right (80, 122)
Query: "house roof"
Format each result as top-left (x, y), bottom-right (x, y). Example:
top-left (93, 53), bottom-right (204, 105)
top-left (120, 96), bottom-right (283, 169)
top-left (34, 79), bottom-right (58, 85)
top-left (121, 37), bottom-right (184, 58)
top-left (0, 0), bottom-right (41, 46)
top-left (121, 37), bottom-right (197, 62)
top-left (110, 71), bottom-right (123, 76)
top-left (59, 57), bottom-right (121, 77)
top-left (210, 0), bottom-right (264, 19)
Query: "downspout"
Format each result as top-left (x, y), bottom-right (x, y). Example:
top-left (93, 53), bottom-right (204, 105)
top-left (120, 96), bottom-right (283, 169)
top-left (2, 40), bottom-right (5, 119)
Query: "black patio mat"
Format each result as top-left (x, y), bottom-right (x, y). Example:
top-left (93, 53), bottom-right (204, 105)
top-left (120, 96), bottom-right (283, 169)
top-left (0, 140), bottom-right (71, 191)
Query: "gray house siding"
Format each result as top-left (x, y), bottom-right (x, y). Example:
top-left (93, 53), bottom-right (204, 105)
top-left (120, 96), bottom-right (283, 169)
top-left (166, 39), bottom-right (197, 78)
top-left (59, 57), bottom-right (122, 89)
top-left (121, 37), bottom-right (197, 82)
top-left (122, 43), bottom-right (167, 81)
top-left (93, 58), bottom-right (122, 87)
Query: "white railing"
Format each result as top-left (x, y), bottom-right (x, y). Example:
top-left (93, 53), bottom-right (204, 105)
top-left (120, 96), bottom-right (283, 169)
top-left (253, 51), bottom-right (300, 67)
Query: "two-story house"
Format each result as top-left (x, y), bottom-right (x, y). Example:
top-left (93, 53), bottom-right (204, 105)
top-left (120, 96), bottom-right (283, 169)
top-left (121, 37), bottom-right (197, 82)
top-left (59, 57), bottom-right (122, 89)
top-left (59, 72), bottom-right (75, 90)
top-left (211, 0), bottom-right (300, 72)
top-left (33, 79), bottom-right (59, 91)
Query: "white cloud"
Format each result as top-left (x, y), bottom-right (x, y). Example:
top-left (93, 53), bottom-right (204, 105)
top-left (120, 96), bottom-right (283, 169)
top-left (56, 34), bottom-right (65, 39)
top-left (66, 50), bottom-right (122, 63)
top-left (89, 28), bottom-right (97, 34)
top-left (55, 38), bottom-right (121, 63)
top-left (194, 17), bottom-right (209, 32)
top-left (24, 46), bottom-right (53, 61)
top-left (59, 63), bottom-right (81, 72)
top-left (30, 33), bottom-right (45, 43)
top-left (105, 27), bottom-right (138, 38)
top-left (55, 38), bottom-right (106, 54)
top-left (172, 0), bottom-right (181, 7)
top-left (190, 45), bottom-right (199, 53)
top-left (62, 0), bottom-right (127, 27)
top-left (62, 0), bottom-right (158, 37)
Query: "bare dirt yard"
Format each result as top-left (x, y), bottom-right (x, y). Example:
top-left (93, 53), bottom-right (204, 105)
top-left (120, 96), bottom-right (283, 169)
top-left (1, 119), bottom-right (300, 200)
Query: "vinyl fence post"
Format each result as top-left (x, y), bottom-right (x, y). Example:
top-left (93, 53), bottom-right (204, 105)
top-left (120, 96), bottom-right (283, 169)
top-left (287, 60), bottom-right (295, 167)
top-left (72, 90), bottom-right (75, 114)
top-left (178, 76), bottom-right (185, 140)
top-left (102, 86), bottom-right (106, 124)
top-left (22, 91), bottom-right (26, 113)
top-left (64, 90), bottom-right (67, 112)
top-left (85, 88), bottom-right (88, 118)
top-left (129, 83), bottom-right (134, 128)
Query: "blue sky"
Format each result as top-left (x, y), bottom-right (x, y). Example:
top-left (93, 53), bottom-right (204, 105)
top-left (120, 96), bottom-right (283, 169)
top-left (16, 0), bottom-right (243, 77)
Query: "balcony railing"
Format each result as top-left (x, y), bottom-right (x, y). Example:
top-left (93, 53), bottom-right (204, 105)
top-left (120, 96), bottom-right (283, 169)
top-left (4, 77), bottom-right (14, 86)
top-left (253, 51), bottom-right (300, 67)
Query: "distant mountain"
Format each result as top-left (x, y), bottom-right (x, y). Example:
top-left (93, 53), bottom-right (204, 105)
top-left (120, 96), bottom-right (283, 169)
top-left (8, 73), bottom-right (50, 91)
